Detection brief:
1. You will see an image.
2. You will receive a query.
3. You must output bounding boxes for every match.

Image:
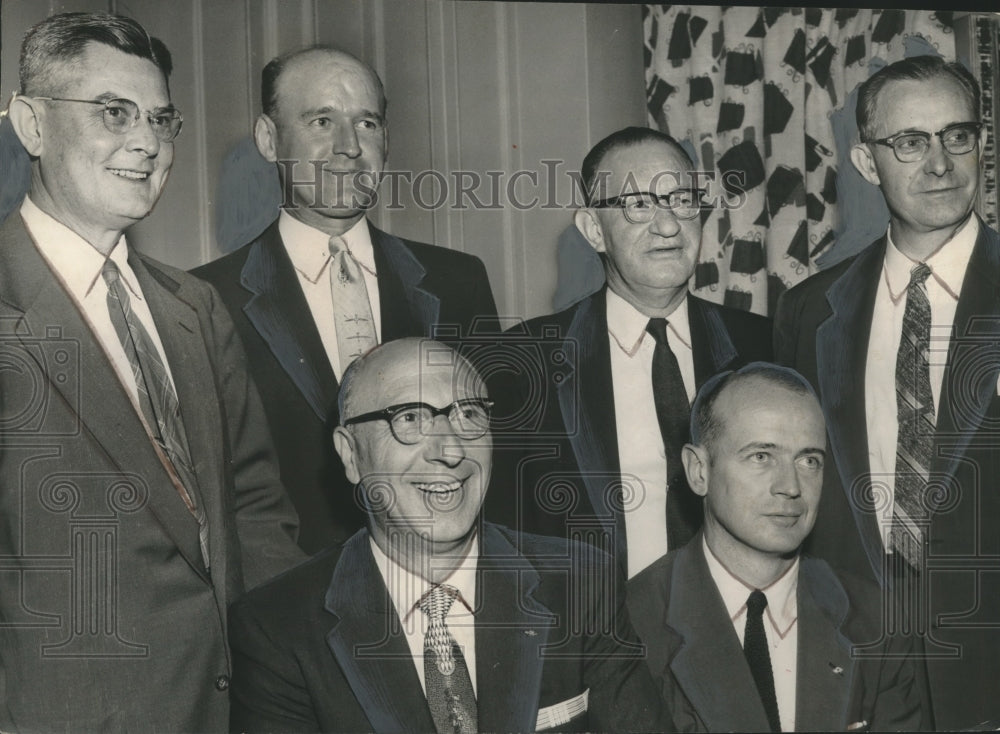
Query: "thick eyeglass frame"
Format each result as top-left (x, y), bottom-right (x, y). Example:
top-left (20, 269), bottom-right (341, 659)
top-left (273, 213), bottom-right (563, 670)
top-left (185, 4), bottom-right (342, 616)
top-left (867, 121), bottom-right (983, 163)
top-left (590, 188), bottom-right (707, 223)
top-left (33, 95), bottom-right (184, 142)
top-left (342, 398), bottom-right (494, 445)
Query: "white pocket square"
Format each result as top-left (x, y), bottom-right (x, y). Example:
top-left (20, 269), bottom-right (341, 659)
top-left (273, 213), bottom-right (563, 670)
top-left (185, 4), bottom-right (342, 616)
top-left (536, 688), bottom-right (589, 731)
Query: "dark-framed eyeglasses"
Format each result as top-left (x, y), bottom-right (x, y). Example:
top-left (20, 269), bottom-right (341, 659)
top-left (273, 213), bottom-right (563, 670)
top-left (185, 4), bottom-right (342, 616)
top-left (867, 122), bottom-right (983, 163)
top-left (343, 398), bottom-right (494, 445)
top-left (34, 96), bottom-right (184, 142)
top-left (590, 188), bottom-right (707, 224)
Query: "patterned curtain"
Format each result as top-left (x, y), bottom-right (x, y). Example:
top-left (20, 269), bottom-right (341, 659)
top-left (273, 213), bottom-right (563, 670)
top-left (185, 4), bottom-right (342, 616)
top-left (644, 6), bottom-right (957, 316)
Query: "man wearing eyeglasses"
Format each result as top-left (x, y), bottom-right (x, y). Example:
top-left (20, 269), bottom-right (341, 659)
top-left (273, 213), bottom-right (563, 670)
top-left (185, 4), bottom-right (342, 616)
top-left (0, 12), bottom-right (304, 731)
top-left (228, 337), bottom-right (669, 733)
top-left (488, 126), bottom-right (771, 582)
top-left (774, 55), bottom-right (1000, 729)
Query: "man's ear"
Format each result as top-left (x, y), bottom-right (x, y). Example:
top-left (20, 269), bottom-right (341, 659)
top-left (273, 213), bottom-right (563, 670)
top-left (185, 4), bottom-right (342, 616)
top-left (333, 427), bottom-right (361, 484)
top-left (253, 113), bottom-right (278, 163)
top-left (574, 208), bottom-right (606, 254)
top-left (682, 443), bottom-right (710, 498)
top-left (850, 142), bottom-right (881, 187)
top-left (7, 95), bottom-right (45, 157)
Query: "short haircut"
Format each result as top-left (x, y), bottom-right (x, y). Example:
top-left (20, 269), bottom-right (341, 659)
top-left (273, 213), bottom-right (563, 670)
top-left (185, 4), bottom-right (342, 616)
top-left (579, 126), bottom-right (694, 205)
top-left (857, 55), bottom-right (980, 142)
top-left (261, 45), bottom-right (386, 121)
top-left (20, 12), bottom-right (172, 96)
top-left (690, 362), bottom-right (818, 452)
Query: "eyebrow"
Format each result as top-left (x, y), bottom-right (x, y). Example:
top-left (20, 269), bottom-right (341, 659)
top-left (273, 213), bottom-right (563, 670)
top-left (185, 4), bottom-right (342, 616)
top-left (737, 441), bottom-right (826, 458)
top-left (299, 105), bottom-right (384, 122)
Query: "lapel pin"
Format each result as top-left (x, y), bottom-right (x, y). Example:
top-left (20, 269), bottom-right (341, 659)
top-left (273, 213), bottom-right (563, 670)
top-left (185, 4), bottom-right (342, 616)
top-left (524, 629), bottom-right (537, 636)
top-left (828, 662), bottom-right (844, 676)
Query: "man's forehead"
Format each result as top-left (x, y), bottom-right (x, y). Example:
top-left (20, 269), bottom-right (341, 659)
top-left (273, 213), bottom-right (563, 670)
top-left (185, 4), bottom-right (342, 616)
top-left (355, 347), bottom-right (480, 405)
top-left (597, 141), bottom-right (694, 191)
top-left (873, 76), bottom-right (975, 133)
top-left (279, 51), bottom-right (379, 100)
top-left (53, 42), bottom-right (168, 98)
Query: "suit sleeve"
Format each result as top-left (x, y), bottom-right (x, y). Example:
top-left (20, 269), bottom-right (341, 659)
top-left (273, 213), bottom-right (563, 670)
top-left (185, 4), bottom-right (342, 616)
top-left (772, 285), bottom-right (803, 368)
top-left (205, 281), bottom-right (306, 589)
top-left (229, 600), bottom-right (321, 733)
top-left (867, 632), bottom-right (933, 732)
top-left (581, 547), bottom-right (676, 733)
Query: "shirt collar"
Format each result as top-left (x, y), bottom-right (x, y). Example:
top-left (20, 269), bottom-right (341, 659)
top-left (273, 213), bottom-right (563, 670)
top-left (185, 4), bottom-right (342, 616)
top-left (278, 211), bottom-right (377, 284)
top-left (20, 196), bottom-right (138, 301)
top-left (703, 536), bottom-right (799, 639)
top-left (369, 533), bottom-right (479, 626)
top-left (884, 214), bottom-right (978, 304)
top-left (605, 288), bottom-right (692, 357)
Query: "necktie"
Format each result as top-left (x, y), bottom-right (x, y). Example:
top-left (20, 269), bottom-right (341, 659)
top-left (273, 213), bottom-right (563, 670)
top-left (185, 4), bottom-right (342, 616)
top-left (102, 260), bottom-right (210, 569)
top-left (744, 590), bottom-right (781, 733)
top-left (329, 235), bottom-right (378, 371)
top-left (646, 318), bottom-right (697, 550)
top-left (891, 263), bottom-right (935, 571)
top-left (420, 585), bottom-right (477, 734)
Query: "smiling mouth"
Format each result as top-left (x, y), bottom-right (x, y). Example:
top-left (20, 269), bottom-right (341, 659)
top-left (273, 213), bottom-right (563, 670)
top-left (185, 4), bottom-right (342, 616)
top-left (414, 479), bottom-right (465, 494)
top-left (109, 169), bottom-right (150, 181)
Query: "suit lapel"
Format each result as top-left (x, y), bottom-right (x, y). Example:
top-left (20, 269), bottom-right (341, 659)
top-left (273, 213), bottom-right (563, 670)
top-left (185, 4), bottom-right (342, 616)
top-left (370, 224), bottom-right (440, 340)
top-left (934, 221), bottom-right (1000, 485)
top-left (559, 292), bottom-right (622, 544)
top-left (794, 558), bottom-right (855, 732)
top-left (240, 222), bottom-right (337, 422)
top-left (131, 254), bottom-right (223, 582)
top-left (474, 524), bottom-right (552, 733)
top-left (688, 296), bottom-right (739, 387)
top-left (665, 541), bottom-right (772, 732)
top-left (324, 532), bottom-right (436, 734)
top-left (816, 240), bottom-right (886, 582)
top-left (0, 216), bottom-right (207, 580)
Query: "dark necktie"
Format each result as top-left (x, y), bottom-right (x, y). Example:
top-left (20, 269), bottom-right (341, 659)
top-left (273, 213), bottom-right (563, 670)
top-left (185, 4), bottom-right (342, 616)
top-left (646, 318), bottom-right (696, 550)
top-left (744, 590), bottom-right (781, 733)
top-left (891, 263), bottom-right (935, 571)
top-left (420, 585), bottom-right (477, 734)
top-left (102, 260), bottom-right (210, 569)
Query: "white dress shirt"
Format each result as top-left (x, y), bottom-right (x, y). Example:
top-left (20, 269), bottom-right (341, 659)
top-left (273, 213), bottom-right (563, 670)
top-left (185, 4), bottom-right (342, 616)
top-left (279, 211), bottom-right (382, 380)
top-left (20, 197), bottom-right (178, 429)
top-left (865, 215), bottom-right (977, 546)
top-left (370, 536), bottom-right (479, 695)
top-left (704, 539), bottom-right (799, 732)
top-left (606, 289), bottom-right (697, 579)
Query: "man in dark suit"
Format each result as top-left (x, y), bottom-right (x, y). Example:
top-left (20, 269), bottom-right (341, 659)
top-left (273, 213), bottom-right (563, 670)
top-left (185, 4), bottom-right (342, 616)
top-left (229, 338), bottom-right (669, 732)
top-left (193, 46), bottom-right (497, 554)
top-left (774, 55), bottom-right (1000, 729)
top-left (0, 12), bottom-right (304, 731)
top-left (629, 363), bottom-right (928, 732)
top-left (487, 126), bottom-right (771, 579)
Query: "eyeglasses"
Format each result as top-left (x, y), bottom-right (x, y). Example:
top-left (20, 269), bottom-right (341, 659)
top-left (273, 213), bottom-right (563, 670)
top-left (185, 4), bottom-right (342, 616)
top-left (867, 122), bottom-right (983, 163)
top-left (34, 96), bottom-right (184, 142)
top-left (343, 398), bottom-right (493, 445)
top-left (591, 188), bottom-right (706, 224)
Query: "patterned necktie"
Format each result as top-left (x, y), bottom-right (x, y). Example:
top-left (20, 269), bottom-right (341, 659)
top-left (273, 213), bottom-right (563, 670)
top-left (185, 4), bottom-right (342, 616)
top-left (744, 590), bottom-right (781, 733)
top-left (419, 584), bottom-right (477, 734)
top-left (329, 235), bottom-right (378, 371)
top-left (102, 260), bottom-right (210, 569)
top-left (646, 318), bottom-right (697, 550)
top-left (891, 263), bottom-right (935, 571)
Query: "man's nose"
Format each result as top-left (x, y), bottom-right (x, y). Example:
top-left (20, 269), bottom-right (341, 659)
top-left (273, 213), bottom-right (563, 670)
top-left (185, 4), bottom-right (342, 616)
top-left (772, 461), bottom-right (803, 498)
top-left (923, 136), bottom-right (955, 177)
top-left (649, 204), bottom-right (682, 237)
top-left (124, 114), bottom-right (162, 157)
top-left (331, 122), bottom-right (361, 158)
top-left (422, 415), bottom-right (467, 467)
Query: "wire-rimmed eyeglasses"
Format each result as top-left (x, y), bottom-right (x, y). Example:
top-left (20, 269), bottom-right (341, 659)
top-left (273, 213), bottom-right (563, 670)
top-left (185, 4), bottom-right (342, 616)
top-left (342, 398), bottom-right (493, 445)
top-left (33, 95), bottom-right (184, 142)
top-left (590, 188), bottom-right (707, 224)
top-left (867, 122), bottom-right (982, 163)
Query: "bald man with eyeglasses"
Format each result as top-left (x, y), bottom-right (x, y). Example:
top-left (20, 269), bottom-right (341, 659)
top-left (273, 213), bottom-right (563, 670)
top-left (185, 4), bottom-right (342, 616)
top-left (228, 337), bottom-right (671, 733)
top-left (774, 55), bottom-right (1000, 730)
top-left (487, 126), bottom-right (772, 582)
top-left (0, 12), bottom-right (304, 731)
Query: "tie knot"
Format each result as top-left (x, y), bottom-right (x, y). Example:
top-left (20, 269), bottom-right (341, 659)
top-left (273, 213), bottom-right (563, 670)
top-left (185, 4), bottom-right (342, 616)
top-left (746, 589), bottom-right (768, 617)
top-left (328, 235), bottom-right (346, 257)
top-left (646, 317), bottom-right (670, 346)
top-left (101, 259), bottom-right (121, 286)
top-left (908, 262), bottom-right (932, 289)
top-left (419, 584), bottom-right (459, 621)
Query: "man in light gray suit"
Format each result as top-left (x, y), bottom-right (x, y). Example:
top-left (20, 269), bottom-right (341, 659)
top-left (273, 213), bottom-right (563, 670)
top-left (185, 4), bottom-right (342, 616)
top-left (0, 11), bottom-right (304, 731)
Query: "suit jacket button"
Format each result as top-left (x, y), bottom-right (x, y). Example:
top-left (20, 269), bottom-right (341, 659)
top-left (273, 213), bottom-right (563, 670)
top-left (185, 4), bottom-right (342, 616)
top-left (215, 675), bottom-right (230, 691)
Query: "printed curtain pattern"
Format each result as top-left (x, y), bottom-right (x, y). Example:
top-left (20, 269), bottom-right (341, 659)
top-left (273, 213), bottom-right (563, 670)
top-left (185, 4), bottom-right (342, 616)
top-left (644, 6), bottom-right (957, 316)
